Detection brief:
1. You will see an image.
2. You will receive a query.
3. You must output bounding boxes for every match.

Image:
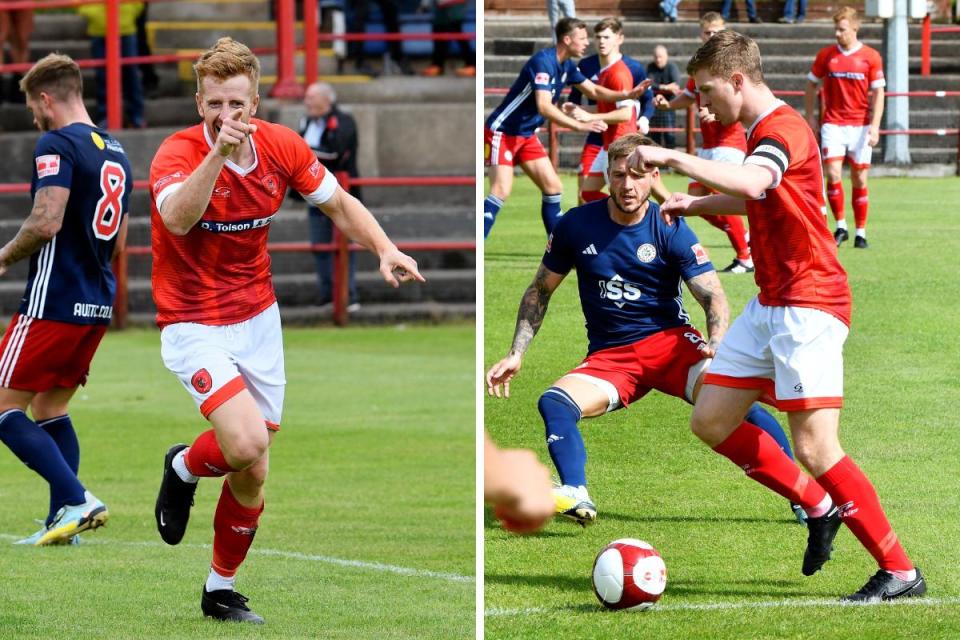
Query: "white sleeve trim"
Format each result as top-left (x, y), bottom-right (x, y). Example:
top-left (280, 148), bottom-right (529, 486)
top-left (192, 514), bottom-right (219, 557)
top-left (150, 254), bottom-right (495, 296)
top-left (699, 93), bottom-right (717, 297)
top-left (155, 182), bottom-right (183, 213)
top-left (615, 98), bottom-right (633, 109)
top-left (744, 155), bottom-right (783, 190)
top-left (807, 72), bottom-right (821, 84)
top-left (870, 79), bottom-right (886, 89)
top-left (303, 170), bottom-right (339, 207)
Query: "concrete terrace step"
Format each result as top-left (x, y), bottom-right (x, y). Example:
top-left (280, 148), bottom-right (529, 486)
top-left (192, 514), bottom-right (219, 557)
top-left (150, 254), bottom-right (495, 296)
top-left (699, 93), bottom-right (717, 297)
top-left (149, 0), bottom-right (272, 22)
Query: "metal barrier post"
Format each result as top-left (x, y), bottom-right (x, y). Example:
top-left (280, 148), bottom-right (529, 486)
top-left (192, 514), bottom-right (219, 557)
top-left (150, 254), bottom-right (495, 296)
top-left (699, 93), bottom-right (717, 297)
top-left (685, 108), bottom-right (695, 154)
top-left (921, 14), bottom-right (931, 77)
top-left (333, 171), bottom-right (350, 327)
top-left (270, 0), bottom-right (303, 98)
top-left (112, 251), bottom-right (128, 329)
top-left (303, 0), bottom-right (319, 86)
top-left (106, 0), bottom-right (122, 129)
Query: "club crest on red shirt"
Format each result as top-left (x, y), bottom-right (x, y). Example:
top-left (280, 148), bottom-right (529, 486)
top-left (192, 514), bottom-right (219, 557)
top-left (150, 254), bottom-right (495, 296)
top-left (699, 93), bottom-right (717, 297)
top-left (261, 173), bottom-right (280, 196)
top-left (191, 368), bottom-right (212, 394)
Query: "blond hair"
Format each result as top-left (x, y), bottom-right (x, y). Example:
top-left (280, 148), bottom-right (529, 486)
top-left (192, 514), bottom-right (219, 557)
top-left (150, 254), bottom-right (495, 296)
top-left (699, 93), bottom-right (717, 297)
top-left (833, 6), bottom-right (860, 26)
top-left (607, 133), bottom-right (659, 164)
top-left (700, 11), bottom-right (725, 27)
top-left (19, 53), bottom-right (83, 101)
top-left (194, 37), bottom-right (260, 93)
top-left (687, 30), bottom-right (764, 84)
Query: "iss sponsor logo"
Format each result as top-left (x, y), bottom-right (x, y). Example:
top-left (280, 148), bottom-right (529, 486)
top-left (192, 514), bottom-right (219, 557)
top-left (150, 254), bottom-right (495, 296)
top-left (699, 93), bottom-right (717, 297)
top-left (534, 72), bottom-right (550, 85)
top-left (636, 243), bottom-right (657, 263)
top-left (599, 274), bottom-right (641, 308)
top-left (691, 243), bottom-right (709, 265)
top-left (191, 368), bottom-right (212, 394)
top-left (35, 154), bottom-right (60, 178)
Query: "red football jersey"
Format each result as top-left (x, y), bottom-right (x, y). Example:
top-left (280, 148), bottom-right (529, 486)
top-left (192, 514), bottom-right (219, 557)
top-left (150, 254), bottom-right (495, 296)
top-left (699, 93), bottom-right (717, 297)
top-left (149, 119), bottom-right (337, 328)
top-left (685, 77), bottom-right (747, 151)
top-left (598, 57), bottom-right (638, 149)
top-left (742, 102), bottom-right (851, 325)
top-left (809, 43), bottom-right (884, 126)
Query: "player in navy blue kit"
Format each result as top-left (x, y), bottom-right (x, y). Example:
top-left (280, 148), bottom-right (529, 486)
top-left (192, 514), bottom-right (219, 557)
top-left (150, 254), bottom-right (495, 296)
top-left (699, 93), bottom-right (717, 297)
top-left (486, 133), bottom-right (799, 525)
top-left (483, 17), bottom-right (651, 238)
top-left (0, 53), bottom-right (130, 545)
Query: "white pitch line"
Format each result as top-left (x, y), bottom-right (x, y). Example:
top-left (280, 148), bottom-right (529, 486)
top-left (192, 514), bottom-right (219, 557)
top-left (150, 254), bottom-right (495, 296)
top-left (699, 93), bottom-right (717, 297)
top-left (486, 596), bottom-right (960, 617)
top-left (0, 534), bottom-right (474, 584)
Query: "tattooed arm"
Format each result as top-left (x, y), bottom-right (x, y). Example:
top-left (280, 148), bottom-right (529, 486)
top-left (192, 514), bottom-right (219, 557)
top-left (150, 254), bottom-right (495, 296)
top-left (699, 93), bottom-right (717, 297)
top-left (0, 186), bottom-right (69, 276)
top-left (485, 263), bottom-right (566, 398)
top-left (684, 270), bottom-right (729, 357)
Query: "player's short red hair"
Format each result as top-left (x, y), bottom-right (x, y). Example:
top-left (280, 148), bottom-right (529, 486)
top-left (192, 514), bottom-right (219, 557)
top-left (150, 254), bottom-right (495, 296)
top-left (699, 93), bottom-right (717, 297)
top-left (194, 37), bottom-right (261, 94)
top-left (833, 6), bottom-right (860, 26)
top-left (688, 30), bottom-right (764, 85)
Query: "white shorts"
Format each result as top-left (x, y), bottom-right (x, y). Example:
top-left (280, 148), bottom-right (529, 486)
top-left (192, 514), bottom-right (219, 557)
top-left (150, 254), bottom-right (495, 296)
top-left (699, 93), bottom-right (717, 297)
top-left (820, 123), bottom-right (872, 168)
top-left (703, 297), bottom-right (848, 411)
top-left (689, 146), bottom-right (746, 186)
top-left (588, 148), bottom-right (609, 183)
top-left (160, 302), bottom-right (286, 430)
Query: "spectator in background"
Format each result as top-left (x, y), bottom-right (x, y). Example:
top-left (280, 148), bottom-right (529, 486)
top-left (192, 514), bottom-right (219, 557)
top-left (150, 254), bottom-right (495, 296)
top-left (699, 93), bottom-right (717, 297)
top-left (77, 2), bottom-right (145, 128)
top-left (0, 8), bottom-right (34, 103)
top-left (659, 0), bottom-right (680, 22)
top-left (546, 0), bottom-right (575, 32)
top-left (136, 1), bottom-right (160, 97)
top-left (721, 0), bottom-right (762, 23)
top-left (780, 0), bottom-right (807, 23)
top-left (647, 45), bottom-right (681, 149)
top-left (420, 0), bottom-right (476, 77)
top-left (299, 82), bottom-right (360, 309)
top-left (349, 0), bottom-right (414, 76)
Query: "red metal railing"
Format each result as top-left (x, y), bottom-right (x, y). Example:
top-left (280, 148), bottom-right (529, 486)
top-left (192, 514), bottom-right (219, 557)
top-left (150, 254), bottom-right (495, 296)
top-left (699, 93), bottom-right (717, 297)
top-left (485, 88), bottom-right (960, 174)
top-left (921, 14), bottom-right (960, 76)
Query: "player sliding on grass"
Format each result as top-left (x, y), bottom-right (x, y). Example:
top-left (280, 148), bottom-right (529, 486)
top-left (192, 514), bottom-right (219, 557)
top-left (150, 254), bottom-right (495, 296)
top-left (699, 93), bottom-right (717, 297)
top-left (629, 30), bottom-right (924, 602)
top-left (486, 133), bottom-right (800, 527)
top-left (0, 53), bottom-right (128, 546)
top-left (149, 38), bottom-right (423, 624)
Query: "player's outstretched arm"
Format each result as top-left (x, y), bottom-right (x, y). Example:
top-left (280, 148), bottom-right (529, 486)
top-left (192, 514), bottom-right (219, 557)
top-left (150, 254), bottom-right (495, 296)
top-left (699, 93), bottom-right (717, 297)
top-left (576, 77), bottom-right (653, 104)
top-left (656, 91), bottom-right (694, 111)
top-left (484, 431), bottom-right (554, 534)
top-left (684, 271), bottom-right (730, 356)
top-left (0, 186), bottom-right (68, 276)
top-left (486, 263), bottom-right (565, 398)
top-left (628, 145), bottom-right (774, 200)
top-left (160, 109), bottom-right (255, 235)
top-left (662, 192), bottom-right (747, 219)
top-left (538, 90), bottom-right (606, 133)
top-left (317, 185), bottom-right (425, 288)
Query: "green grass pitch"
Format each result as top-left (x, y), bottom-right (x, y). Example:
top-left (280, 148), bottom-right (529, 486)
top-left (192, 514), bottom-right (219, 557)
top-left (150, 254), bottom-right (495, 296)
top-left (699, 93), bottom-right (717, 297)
top-left (483, 173), bottom-right (960, 639)
top-left (0, 324), bottom-right (475, 639)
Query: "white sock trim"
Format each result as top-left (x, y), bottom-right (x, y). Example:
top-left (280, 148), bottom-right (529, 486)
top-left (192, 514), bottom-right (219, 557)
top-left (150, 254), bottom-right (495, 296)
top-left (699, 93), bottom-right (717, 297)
top-left (172, 449), bottom-right (199, 484)
top-left (205, 568), bottom-right (235, 592)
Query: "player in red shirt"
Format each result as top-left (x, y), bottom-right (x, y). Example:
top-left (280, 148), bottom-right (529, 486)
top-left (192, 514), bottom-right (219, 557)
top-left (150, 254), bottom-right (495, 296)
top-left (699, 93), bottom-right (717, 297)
top-left (652, 13), bottom-right (753, 274)
top-left (805, 6), bottom-right (885, 248)
top-left (149, 38), bottom-right (423, 624)
top-left (627, 31), bottom-right (925, 603)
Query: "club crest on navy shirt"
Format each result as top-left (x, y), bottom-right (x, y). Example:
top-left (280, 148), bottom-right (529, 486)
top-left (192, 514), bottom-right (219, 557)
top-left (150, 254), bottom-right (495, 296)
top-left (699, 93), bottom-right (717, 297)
top-left (636, 243), bottom-right (657, 263)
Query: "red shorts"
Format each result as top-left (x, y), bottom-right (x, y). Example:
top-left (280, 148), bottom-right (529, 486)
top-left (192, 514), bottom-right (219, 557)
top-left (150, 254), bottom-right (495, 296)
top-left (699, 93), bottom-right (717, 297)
top-left (484, 128), bottom-right (547, 166)
top-left (579, 142), bottom-right (603, 177)
top-left (0, 313), bottom-right (107, 392)
top-left (564, 326), bottom-right (710, 410)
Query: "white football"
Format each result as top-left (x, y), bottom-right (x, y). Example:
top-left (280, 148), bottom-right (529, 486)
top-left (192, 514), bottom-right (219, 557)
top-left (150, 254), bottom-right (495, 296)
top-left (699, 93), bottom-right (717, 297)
top-left (592, 538), bottom-right (667, 611)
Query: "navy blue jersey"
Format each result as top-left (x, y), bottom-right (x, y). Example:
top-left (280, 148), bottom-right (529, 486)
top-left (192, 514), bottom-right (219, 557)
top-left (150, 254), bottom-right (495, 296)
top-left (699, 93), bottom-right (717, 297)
top-left (26, 123), bottom-right (131, 325)
top-left (485, 48), bottom-right (586, 137)
top-left (569, 53), bottom-right (655, 147)
top-left (542, 198), bottom-right (714, 354)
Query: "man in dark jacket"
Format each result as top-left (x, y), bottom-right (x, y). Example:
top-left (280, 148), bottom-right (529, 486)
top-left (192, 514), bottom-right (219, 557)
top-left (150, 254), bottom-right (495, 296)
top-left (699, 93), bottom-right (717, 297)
top-left (300, 82), bottom-right (360, 308)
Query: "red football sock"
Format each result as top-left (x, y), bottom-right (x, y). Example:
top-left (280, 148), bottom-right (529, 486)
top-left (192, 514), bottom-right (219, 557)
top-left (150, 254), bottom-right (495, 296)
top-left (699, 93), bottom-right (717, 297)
top-left (184, 429), bottom-right (238, 478)
top-left (580, 190), bottom-right (607, 203)
top-left (826, 181), bottom-right (845, 221)
top-left (211, 480), bottom-right (264, 578)
top-left (705, 215), bottom-right (751, 261)
top-left (852, 187), bottom-right (868, 230)
top-left (713, 423), bottom-right (827, 509)
top-left (817, 456), bottom-right (913, 572)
